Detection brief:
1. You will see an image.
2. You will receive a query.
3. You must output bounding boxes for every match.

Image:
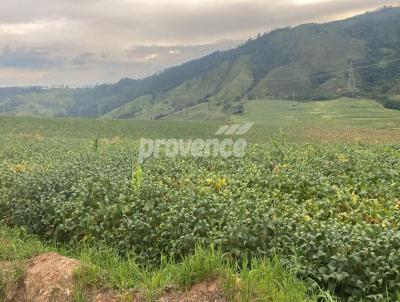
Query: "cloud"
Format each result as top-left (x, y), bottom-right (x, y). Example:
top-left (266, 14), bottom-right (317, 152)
top-left (142, 53), bottom-right (158, 62)
top-left (125, 40), bottom-right (239, 62)
top-left (0, 46), bottom-right (64, 69)
top-left (0, 0), bottom-right (398, 86)
top-left (70, 53), bottom-right (97, 66)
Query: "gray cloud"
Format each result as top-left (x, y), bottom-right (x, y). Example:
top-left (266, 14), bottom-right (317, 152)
top-left (70, 53), bottom-right (97, 66)
top-left (0, 0), bottom-right (398, 86)
top-left (0, 46), bottom-right (64, 69)
top-left (125, 40), bottom-right (239, 64)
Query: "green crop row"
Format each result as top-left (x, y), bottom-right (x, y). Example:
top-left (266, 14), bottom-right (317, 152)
top-left (0, 136), bottom-right (399, 301)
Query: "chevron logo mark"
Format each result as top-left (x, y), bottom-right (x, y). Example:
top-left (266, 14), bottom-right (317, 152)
top-left (215, 122), bottom-right (254, 136)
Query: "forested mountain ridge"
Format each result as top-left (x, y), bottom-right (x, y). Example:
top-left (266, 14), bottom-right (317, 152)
top-left (1, 6), bottom-right (400, 119)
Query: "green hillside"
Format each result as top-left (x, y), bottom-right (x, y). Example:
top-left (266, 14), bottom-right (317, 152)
top-left (1, 98), bottom-right (400, 144)
top-left (1, 7), bottom-right (400, 119)
top-left (161, 102), bottom-right (227, 121)
top-left (236, 98), bottom-right (400, 129)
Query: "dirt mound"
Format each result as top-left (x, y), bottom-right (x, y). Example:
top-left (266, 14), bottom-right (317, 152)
top-left (5, 252), bottom-right (79, 302)
top-left (159, 279), bottom-right (227, 302)
top-left (94, 292), bottom-right (120, 302)
top-left (3, 253), bottom-right (227, 302)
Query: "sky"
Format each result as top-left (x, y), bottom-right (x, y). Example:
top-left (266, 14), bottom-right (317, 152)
top-left (0, 0), bottom-right (398, 87)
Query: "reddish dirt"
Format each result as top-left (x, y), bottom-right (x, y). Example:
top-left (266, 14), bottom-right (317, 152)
top-left (5, 252), bottom-right (79, 302)
top-left (2, 253), bottom-right (228, 302)
top-left (92, 279), bottom-right (227, 302)
top-left (159, 279), bottom-right (227, 302)
top-left (95, 292), bottom-right (120, 302)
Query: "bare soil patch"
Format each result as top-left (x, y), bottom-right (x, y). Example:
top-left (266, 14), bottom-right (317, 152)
top-left (5, 252), bottom-right (79, 302)
top-left (2, 253), bottom-right (227, 302)
top-left (159, 279), bottom-right (227, 302)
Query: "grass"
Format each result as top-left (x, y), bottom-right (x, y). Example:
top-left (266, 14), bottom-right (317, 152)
top-left (234, 98), bottom-right (400, 143)
top-left (162, 102), bottom-right (227, 121)
top-left (71, 245), bottom-right (328, 301)
top-left (0, 226), bottom-right (333, 302)
top-left (235, 98), bottom-right (400, 129)
top-left (102, 95), bottom-right (154, 119)
top-left (0, 263), bottom-right (27, 300)
top-left (0, 227), bottom-right (53, 261)
top-left (1, 97), bottom-right (400, 144)
top-left (223, 258), bottom-right (332, 302)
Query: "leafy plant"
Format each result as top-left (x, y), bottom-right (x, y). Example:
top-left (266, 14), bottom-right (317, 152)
top-left (131, 166), bottom-right (143, 194)
top-left (93, 138), bottom-right (99, 152)
top-left (1, 136), bottom-right (400, 301)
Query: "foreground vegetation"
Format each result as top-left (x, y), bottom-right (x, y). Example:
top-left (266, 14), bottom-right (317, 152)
top-left (0, 126), bottom-right (399, 301)
top-left (0, 227), bottom-right (326, 301)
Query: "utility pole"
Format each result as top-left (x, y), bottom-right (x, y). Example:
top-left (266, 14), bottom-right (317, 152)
top-left (347, 61), bottom-right (357, 96)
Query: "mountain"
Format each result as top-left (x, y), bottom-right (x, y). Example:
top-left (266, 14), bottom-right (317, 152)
top-left (1, 6), bottom-right (400, 119)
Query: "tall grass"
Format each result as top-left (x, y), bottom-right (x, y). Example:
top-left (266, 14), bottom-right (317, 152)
top-left (0, 226), bottom-right (335, 302)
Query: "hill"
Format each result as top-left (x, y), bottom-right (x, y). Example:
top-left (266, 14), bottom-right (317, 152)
top-left (1, 6), bottom-right (400, 119)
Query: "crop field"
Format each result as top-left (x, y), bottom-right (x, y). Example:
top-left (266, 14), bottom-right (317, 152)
top-left (237, 98), bottom-right (400, 129)
top-left (2, 98), bottom-right (400, 144)
top-left (234, 98), bottom-right (400, 143)
top-left (1, 99), bottom-right (400, 301)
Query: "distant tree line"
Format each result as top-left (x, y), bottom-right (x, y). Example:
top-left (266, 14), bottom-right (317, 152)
top-left (378, 96), bottom-right (400, 111)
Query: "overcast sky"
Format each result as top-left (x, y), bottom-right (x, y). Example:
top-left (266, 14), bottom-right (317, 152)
top-left (0, 0), bottom-right (398, 87)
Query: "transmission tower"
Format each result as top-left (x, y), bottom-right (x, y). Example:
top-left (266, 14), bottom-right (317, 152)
top-left (290, 92), bottom-right (296, 109)
top-left (347, 61), bottom-right (357, 94)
